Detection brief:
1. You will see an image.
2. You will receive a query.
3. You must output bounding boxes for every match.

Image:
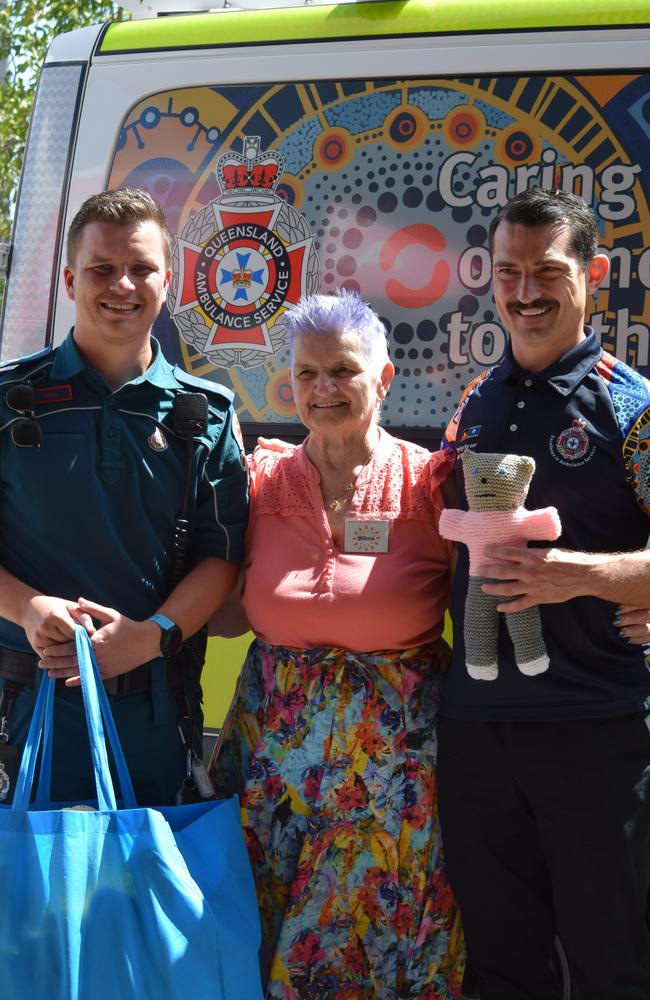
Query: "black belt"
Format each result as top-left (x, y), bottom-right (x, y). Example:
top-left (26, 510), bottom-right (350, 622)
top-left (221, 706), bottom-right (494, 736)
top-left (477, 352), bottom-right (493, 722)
top-left (0, 646), bottom-right (185, 696)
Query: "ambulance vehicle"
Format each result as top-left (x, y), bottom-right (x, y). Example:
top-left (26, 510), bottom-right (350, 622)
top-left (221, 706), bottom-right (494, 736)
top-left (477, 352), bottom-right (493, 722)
top-left (1, 0), bottom-right (649, 759)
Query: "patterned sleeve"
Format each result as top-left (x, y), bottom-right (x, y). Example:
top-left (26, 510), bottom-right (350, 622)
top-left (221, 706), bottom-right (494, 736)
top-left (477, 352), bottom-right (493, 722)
top-left (597, 352), bottom-right (650, 517)
top-left (442, 370), bottom-right (489, 459)
top-left (627, 403), bottom-right (650, 516)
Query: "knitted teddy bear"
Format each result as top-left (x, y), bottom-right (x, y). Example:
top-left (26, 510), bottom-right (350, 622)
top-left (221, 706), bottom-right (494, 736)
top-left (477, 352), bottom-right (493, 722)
top-left (439, 452), bottom-right (561, 681)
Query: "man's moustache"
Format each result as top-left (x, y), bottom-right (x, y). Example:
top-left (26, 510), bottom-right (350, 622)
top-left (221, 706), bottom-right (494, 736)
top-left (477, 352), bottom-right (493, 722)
top-left (507, 300), bottom-right (554, 311)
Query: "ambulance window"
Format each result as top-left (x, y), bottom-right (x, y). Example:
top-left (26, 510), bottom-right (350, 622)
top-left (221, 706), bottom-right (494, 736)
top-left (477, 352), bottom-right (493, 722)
top-left (106, 75), bottom-right (650, 443)
top-left (1, 64), bottom-right (86, 360)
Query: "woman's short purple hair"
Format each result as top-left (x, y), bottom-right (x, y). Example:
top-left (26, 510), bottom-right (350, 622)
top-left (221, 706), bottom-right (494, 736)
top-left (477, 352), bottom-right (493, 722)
top-left (284, 289), bottom-right (390, 375)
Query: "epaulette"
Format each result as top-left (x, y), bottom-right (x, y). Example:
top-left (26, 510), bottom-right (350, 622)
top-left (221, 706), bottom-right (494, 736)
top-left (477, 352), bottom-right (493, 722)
top-left (596, 352), bottom-right (650, 434)
top-left (172, 366), bottom-right (234, 406)
top-left (0, 345), bottom-right (55, 384)
top-left (0, 345), bottom-right (54, 373)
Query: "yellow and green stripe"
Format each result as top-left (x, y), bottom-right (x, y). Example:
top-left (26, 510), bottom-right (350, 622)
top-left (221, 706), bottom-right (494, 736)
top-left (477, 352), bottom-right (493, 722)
top-left (98, 0), bottom-right (650, 55)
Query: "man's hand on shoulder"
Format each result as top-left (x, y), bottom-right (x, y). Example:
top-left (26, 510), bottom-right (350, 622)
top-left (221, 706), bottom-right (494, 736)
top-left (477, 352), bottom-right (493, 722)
top-left (38, 598), bottom-right (161, 686)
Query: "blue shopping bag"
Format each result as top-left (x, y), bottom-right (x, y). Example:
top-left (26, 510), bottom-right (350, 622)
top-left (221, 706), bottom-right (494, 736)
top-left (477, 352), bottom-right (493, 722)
top-left (0, 626), bottom-right (263, 1000)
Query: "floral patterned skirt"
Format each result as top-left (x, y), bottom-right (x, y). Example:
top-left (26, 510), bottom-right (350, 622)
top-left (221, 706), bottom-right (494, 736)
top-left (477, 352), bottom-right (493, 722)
top-left (208, 639), bottom-right (465, 1000)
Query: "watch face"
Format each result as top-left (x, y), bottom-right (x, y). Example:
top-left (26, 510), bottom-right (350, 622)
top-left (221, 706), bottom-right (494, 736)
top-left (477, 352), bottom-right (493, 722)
top-left (160, 624), bottom-right (183, 658)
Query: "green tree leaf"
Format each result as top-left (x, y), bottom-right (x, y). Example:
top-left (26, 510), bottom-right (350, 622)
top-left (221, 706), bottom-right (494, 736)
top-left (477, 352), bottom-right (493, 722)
top-left (0, 2), bottom-right (126, 242)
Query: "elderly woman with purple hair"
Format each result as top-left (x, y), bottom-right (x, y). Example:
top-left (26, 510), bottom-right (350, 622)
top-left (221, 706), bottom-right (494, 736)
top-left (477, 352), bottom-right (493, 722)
top-left (209, 289), bottom-right (464, 999)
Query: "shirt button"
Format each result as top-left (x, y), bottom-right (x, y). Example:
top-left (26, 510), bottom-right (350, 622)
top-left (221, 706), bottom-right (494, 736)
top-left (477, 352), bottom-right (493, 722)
top-left (108, 427), bottom-right (118, 438)
top-left (516, 401), bottom-right (525, 409)
top-left (509, 423), bottom-right (518, 432)
top-left (524, 378), bottom-right (533, 387)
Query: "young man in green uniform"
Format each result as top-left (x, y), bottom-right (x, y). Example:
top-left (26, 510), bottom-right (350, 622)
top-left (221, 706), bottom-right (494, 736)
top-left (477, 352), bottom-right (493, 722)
top-left (0, 187), bottom-right (248, 806)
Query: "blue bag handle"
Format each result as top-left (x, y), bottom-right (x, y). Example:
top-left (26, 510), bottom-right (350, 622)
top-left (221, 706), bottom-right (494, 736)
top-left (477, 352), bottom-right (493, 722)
top-left (13, 626), bottom-right (137, 811)
top-left (11, 665), bottom-right (54, 810)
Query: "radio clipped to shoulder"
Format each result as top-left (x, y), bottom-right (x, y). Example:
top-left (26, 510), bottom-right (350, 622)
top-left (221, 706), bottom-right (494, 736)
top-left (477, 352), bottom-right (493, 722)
top-left (169, 391), bottom-right (209, 589)
top-left (168, 391), bottom-right (215, 803)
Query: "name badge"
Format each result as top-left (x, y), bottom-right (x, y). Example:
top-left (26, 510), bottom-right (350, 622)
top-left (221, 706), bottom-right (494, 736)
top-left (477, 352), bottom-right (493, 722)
top-left (344, 518), bottom-right (390, 554)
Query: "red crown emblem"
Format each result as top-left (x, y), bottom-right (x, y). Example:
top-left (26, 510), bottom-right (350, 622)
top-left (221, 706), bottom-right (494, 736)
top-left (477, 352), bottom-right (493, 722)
top-left (232, 267), bottom-right (252, 287)
top-left (216, 136), bottom-right (284, 204)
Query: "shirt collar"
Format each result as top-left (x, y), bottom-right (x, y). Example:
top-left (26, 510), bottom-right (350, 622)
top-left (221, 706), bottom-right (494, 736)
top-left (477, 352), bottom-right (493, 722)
top-left (489, 328), bottom-right (603, 396)
top-left (51, 329), bottom-right (178, 390)
top-left (50, 330), bottom-right (86, 379)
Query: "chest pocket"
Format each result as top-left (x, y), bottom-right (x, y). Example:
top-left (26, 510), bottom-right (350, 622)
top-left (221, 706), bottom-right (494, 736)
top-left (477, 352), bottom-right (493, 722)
top-left (4, 431), bottom-right (88, 484)
top-left (42, 432), bottom-right (86, 468)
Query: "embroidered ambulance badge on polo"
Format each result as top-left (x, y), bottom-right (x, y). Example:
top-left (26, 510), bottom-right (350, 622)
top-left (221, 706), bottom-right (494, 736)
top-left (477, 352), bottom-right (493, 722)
top-left (148, 427), bottom-right (168, 452)
top-left (549, 419), bottom-right (595, 467)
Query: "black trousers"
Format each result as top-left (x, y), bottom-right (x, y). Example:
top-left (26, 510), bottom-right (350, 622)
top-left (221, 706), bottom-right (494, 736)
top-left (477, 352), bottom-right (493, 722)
top-left (437, 715), bottom-right (650, 1000)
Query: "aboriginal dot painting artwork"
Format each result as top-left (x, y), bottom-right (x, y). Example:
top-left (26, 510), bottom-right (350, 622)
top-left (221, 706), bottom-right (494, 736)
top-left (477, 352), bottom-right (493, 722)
top-left (108, 75), bottom-right (650, 431)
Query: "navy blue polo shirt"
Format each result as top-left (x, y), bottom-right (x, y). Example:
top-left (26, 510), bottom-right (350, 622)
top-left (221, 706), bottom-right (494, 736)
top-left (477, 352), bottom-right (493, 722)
top-left (0, 331), bottom-right (248, 654)
top-left (442, 330), bottom-right (650, 721)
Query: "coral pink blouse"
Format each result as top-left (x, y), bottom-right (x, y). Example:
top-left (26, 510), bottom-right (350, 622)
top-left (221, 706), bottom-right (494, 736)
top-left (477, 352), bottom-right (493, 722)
top-left (240, 428), bottom-right (452, 652)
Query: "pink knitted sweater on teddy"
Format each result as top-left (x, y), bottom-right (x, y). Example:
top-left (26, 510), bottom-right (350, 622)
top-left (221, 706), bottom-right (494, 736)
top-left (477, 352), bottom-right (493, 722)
top-left (439, 507), bottom-right (561, 575)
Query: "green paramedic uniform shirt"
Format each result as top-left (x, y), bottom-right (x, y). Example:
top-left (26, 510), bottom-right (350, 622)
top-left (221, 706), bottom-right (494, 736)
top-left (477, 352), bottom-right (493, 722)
top-left (0, 331), bottom-right (248, 804)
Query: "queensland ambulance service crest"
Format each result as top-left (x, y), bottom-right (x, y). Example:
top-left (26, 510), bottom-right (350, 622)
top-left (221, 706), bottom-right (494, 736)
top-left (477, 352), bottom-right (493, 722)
top-left (169, 136), bottom-right (319, 369)
top-left (550, 419), bottom-right (595, 467)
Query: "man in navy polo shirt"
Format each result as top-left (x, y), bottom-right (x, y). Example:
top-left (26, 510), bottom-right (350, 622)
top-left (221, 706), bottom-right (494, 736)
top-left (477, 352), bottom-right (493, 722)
top-left (438, 188), bottom-right (650, 999)
top-left (0, 188), bottom-right (247, 806)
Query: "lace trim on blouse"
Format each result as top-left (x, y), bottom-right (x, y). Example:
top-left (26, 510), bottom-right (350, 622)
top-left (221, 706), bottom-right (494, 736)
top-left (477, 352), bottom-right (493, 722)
top-left (249, 429), bottom-right (451, 521)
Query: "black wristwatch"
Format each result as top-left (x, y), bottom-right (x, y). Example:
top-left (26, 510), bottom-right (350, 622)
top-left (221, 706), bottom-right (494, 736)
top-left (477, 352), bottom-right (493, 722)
top-left (148, 613), bottom-right (183, 657)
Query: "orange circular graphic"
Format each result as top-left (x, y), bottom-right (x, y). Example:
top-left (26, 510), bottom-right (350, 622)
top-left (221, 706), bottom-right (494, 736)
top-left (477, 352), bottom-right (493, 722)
top-left (276, 172), bottom-right (304, 211)
top-left (265, 368), bottom-right (296, 419)
top-left (442, 107), bottom-right (486, 149)
top-left (314, 128), bottom-right (354, 171)
top-left (497, 124), bottom-right (541, 167)
top-left (380, 224), bottom-right (450, 308)
top-left (384, 106), bottom-right (428, 152)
